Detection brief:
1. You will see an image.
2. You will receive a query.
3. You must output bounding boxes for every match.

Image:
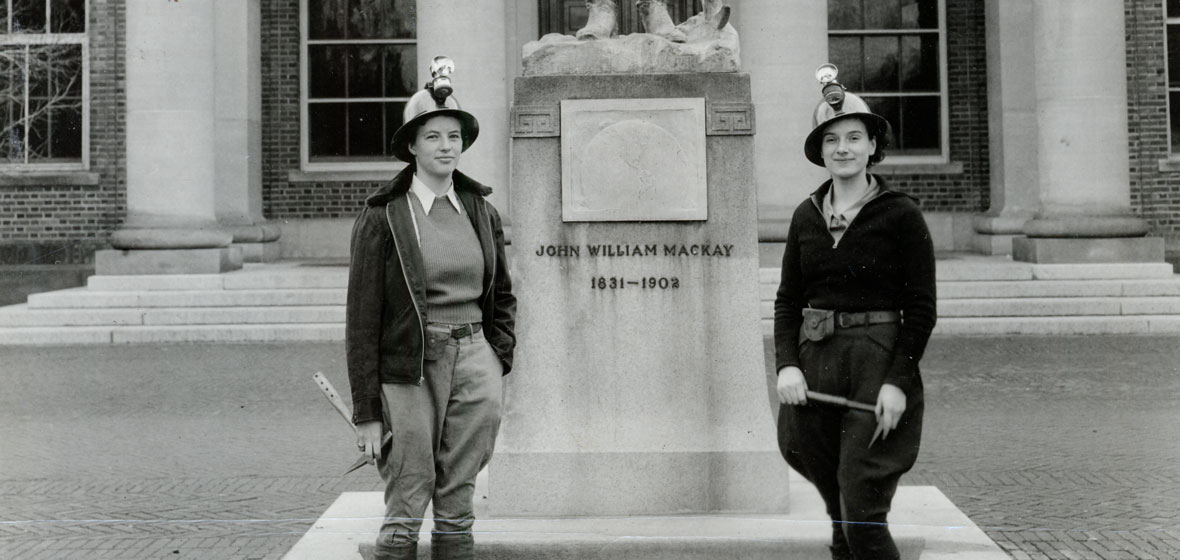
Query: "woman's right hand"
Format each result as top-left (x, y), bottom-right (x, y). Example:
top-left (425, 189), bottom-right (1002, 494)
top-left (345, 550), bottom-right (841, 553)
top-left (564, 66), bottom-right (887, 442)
top-left (776, 366), bottom-right (808, 406)
top-left (355, 420), bottom-right (384, 462)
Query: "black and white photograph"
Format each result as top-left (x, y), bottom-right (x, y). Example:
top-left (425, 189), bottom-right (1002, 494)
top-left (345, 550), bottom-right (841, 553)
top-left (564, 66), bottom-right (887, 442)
top-left (1, 1), bottom-right (1179, 559)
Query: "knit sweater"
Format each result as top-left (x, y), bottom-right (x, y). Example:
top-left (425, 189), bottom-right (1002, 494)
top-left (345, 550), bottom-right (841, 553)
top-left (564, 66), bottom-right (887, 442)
top-left (409, 194), bottom-right (485, 325)
top-left (773, 176), bottom-right (937, 397)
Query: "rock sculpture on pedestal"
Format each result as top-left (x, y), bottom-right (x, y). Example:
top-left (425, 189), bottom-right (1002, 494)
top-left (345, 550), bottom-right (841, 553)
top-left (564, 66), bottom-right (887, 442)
top-left (576, 0), bottom-right (618, 40)
top-left (528, 0), bottom-right (740, 75)
top-left (636, 0), bottom-right (686, 43)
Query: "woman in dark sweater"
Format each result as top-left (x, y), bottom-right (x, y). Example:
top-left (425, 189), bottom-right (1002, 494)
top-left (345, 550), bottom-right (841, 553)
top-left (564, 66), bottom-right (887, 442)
top-left (773, 65), bottom-right (937, 560)
top-left (347, 57), bottom-right (516, 560)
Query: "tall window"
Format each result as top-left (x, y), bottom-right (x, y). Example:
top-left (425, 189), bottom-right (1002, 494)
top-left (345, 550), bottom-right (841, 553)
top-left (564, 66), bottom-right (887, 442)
top-left (1167, 1), bottom-right (1180, 153)
top-left (828, 0), bottom-right (946, 161)
top-left (0, 0), bottom-right (87, 168)
top-left (302, 0), bottom-right (417, 170)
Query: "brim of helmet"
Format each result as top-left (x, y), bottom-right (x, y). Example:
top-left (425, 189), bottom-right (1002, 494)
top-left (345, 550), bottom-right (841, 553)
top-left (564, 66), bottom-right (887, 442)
top-left (390, 108), bottom-right (480, 163)
top-left (803, 112), bottom-right (892, 167)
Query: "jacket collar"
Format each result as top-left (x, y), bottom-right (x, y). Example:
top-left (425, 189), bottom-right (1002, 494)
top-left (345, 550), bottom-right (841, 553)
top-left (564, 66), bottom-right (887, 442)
top-left (809, 174), bottom-right (916, 211)
top-left (365, 163), bottom-right (493, 208)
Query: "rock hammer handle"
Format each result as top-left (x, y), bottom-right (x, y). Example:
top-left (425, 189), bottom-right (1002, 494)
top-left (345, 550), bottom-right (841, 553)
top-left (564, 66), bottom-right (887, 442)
top-left (313, 372), bottom-right (355, 429)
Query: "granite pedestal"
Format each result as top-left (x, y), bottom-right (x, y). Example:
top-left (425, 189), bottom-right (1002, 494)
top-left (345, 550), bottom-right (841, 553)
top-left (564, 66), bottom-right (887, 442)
top-left (491, 73), bottom-right (788, 518)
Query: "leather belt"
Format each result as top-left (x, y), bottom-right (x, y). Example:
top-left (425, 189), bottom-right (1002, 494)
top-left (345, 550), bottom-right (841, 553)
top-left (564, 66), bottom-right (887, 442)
top-left (437, 322), bottom-right (481, 339)
top-left (835, 310), bottom-right (901, 329)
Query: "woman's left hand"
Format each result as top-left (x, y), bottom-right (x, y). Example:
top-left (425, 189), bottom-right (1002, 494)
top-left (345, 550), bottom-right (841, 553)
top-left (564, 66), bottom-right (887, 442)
top-left (875, 383), bottom-right (907, 441)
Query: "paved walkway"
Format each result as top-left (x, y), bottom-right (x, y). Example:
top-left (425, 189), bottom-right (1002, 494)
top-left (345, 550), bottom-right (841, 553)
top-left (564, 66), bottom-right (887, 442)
top-left (0, 336), bottom-right (1177, 559)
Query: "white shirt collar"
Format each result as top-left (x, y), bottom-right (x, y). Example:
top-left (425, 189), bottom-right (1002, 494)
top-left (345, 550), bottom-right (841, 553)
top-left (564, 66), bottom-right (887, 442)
top-left (410, 173), bottom-right (463, 215)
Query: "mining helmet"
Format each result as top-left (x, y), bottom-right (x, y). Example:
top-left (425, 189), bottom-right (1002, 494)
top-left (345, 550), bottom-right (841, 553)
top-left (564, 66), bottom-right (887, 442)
top-left (390, 55), bottom-right (480, 163)
top-left (803, 63), bottom-right (892, 167)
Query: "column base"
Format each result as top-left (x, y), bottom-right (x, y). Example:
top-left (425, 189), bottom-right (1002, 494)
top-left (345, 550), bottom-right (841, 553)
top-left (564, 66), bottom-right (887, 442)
top-left (488, 450), bottom-right (790, 517)
top-left (972, 234), bottom-right (1019, 255)
top-left (1012, 236), bottom-right (1165, 263)
top-left (233, 241), bottom-right (282, 263)
top-left (95, 247), bottom-right (243, 275)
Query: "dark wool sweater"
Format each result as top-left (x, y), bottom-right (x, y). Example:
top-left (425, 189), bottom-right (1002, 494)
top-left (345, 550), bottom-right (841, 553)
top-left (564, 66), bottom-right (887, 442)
top-left (773, 176), bottom-right (937, 397)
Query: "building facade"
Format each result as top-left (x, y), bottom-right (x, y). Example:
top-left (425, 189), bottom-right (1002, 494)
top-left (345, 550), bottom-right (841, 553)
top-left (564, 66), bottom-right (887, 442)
top-left (0, 0), bottom-right (1177, 269)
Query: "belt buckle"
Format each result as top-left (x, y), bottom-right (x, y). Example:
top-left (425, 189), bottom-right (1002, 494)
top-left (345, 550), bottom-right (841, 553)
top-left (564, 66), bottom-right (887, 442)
top-left (837, 312), bottom-right (852, 329)
top-left (451, 324), bottom-right (471, 339)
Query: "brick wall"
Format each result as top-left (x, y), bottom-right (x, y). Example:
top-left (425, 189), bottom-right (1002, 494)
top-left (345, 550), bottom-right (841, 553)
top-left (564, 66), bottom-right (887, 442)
top-left (1126, 0), bottom-right (1180, 259)
top-left (876, 0), bottom-right (990, 213)
top-left (0, 0), bottom-right (125, 265)
top-left (261, 0), bottom-right (388, 220)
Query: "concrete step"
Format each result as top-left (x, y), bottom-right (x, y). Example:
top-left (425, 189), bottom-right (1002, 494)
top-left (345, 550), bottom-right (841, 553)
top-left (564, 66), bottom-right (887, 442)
top-left (0, 323), bottom-right (345, 345)
top-left (284, 486), bottom-right (1006, 560)
top-left (0, 305), bottom-right (344, 327)
top-left (26, 288), bottom-right (347, 309)
top-left (86, 267), bottom-right (350, 291)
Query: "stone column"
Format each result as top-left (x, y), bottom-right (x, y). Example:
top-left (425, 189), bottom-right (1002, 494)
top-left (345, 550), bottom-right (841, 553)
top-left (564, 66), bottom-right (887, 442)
top-left (97, 0), bottom-right (240, 274)
top-left (735, 0), bottom-right (828, 240)
top-left (417, 0), bottom-right (511, 216)
top-left (214, 0), bottom-right (280, 262)
top-left (972, 0), bottom-right (1038, 255)
top-left (1013, 0), bottom-right (1163, 263)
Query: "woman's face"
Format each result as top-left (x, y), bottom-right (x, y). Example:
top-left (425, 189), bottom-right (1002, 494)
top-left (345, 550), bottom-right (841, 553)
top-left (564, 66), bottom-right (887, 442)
top-left (409, 115), bottom-right (463, 180)
top-left (821, 118), bottom-right (876, 180)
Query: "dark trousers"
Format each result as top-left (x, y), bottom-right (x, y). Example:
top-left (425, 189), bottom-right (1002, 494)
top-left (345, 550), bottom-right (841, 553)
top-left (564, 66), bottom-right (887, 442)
top-left (777, 323), bottom-right (923, 560)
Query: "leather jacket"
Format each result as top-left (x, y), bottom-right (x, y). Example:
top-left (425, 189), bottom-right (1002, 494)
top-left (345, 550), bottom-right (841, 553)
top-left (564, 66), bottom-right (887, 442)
top-left (345, 164), bottom-right (516, 425)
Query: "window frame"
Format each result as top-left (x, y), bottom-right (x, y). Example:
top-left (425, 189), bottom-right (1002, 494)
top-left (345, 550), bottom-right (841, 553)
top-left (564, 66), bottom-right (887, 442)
top-left (1166, 4), bottom-right (1180, 157)
top-left (0, 0), bottom-right (89, 173)
top-left (298, 0), bottom-right (415, 173)
top-left (827, 0), bottom-right (949, 165)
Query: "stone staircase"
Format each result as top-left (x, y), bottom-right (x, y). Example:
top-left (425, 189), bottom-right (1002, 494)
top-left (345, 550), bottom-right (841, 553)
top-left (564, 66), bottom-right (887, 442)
top-left (2, 255), bottom-right (1179, 345)
top-left (761, 253), bottom-right (1180, 335)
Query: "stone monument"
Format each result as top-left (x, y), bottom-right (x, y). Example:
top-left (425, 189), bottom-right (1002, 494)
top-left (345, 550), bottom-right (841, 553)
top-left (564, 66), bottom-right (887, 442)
top-left (489, 2), bottom-right (791, 517)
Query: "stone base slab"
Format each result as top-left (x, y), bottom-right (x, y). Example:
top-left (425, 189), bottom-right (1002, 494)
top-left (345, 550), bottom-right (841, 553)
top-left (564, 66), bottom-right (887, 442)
top-left (1013, 236), bottom-right (1165, 263)
top-left (971, 233), bottom-right (1018, 255)
top-left (95, 247), bottom-right (243, 275)
top-left (488, 451), bottom-right (790, 517)
top-left (281, 485), bottom-right (1007, 560)
top-left (234, 241), bottom-right (282, 263)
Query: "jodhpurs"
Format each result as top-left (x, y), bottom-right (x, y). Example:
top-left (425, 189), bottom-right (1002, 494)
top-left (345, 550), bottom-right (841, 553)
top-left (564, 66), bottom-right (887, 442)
top-left (374, 328), bottom-right (503, 553)
top-left (777, 322), bottom-right (924, 560)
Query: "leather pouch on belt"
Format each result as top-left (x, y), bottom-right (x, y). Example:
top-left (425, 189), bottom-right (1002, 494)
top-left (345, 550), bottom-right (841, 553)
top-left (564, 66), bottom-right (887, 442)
top-left (424, 325), bottom-right (451, 361)
top-left (800, 308), bottom-right (835, 343)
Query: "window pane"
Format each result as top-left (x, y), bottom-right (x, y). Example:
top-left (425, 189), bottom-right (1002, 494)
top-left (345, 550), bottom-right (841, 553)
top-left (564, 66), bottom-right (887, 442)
top-left (347, 102), bottom-right (386, 157)
top-left (900, 35), bottom-right (938, 91)
top-left (1, 2), bottom-right (8, 34)
top-left (308, 0), bottom-right (347, 39)
top-left (913, 0), bottom-right (938, 28)
top-left (48, 105), bottom-right (81, 158)
top-left (50, 0), bottom-right (85, 33)
top-left (1170, 26), bottom-right (1180, 88)
top-left (309, 103), bottom-right (347, 158)
top-left (900, 96), bottom-right (940, 153)
top-left (1171, 0), bottom-right (1180, 18)
top-left (829, 36), bottom-right (863, 90)
top-left (866, 96), bottom-right (898, 148)
top-left (1, 101), bottom-right (24, 162)
top-left (12, 0), bottom-right (46, 33)
top-left (351, 46), bottom-right (383, 98)
top-left (1171, 92), bottom-right (1180, 153)
top-left (349, 0), bottom-right (415, 39)
top-left (309, 0), bottom-right (416, 39)
top-left (27, 112), bottom-right (48, 160)
top-left (828, 0), bottom-right (862, 30)
top-left (564, 4), bottom-right (588, 34)
top-left (863, 36), bottom-right (899, 92)
top-left (309, 45), bottom-right (348, 98)
top-left (382, 44), bottom-right (415, 97)
top-left (385, 100), bottom-right (408, 150)
top-left (865, 0), bottom-right (901, 29)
